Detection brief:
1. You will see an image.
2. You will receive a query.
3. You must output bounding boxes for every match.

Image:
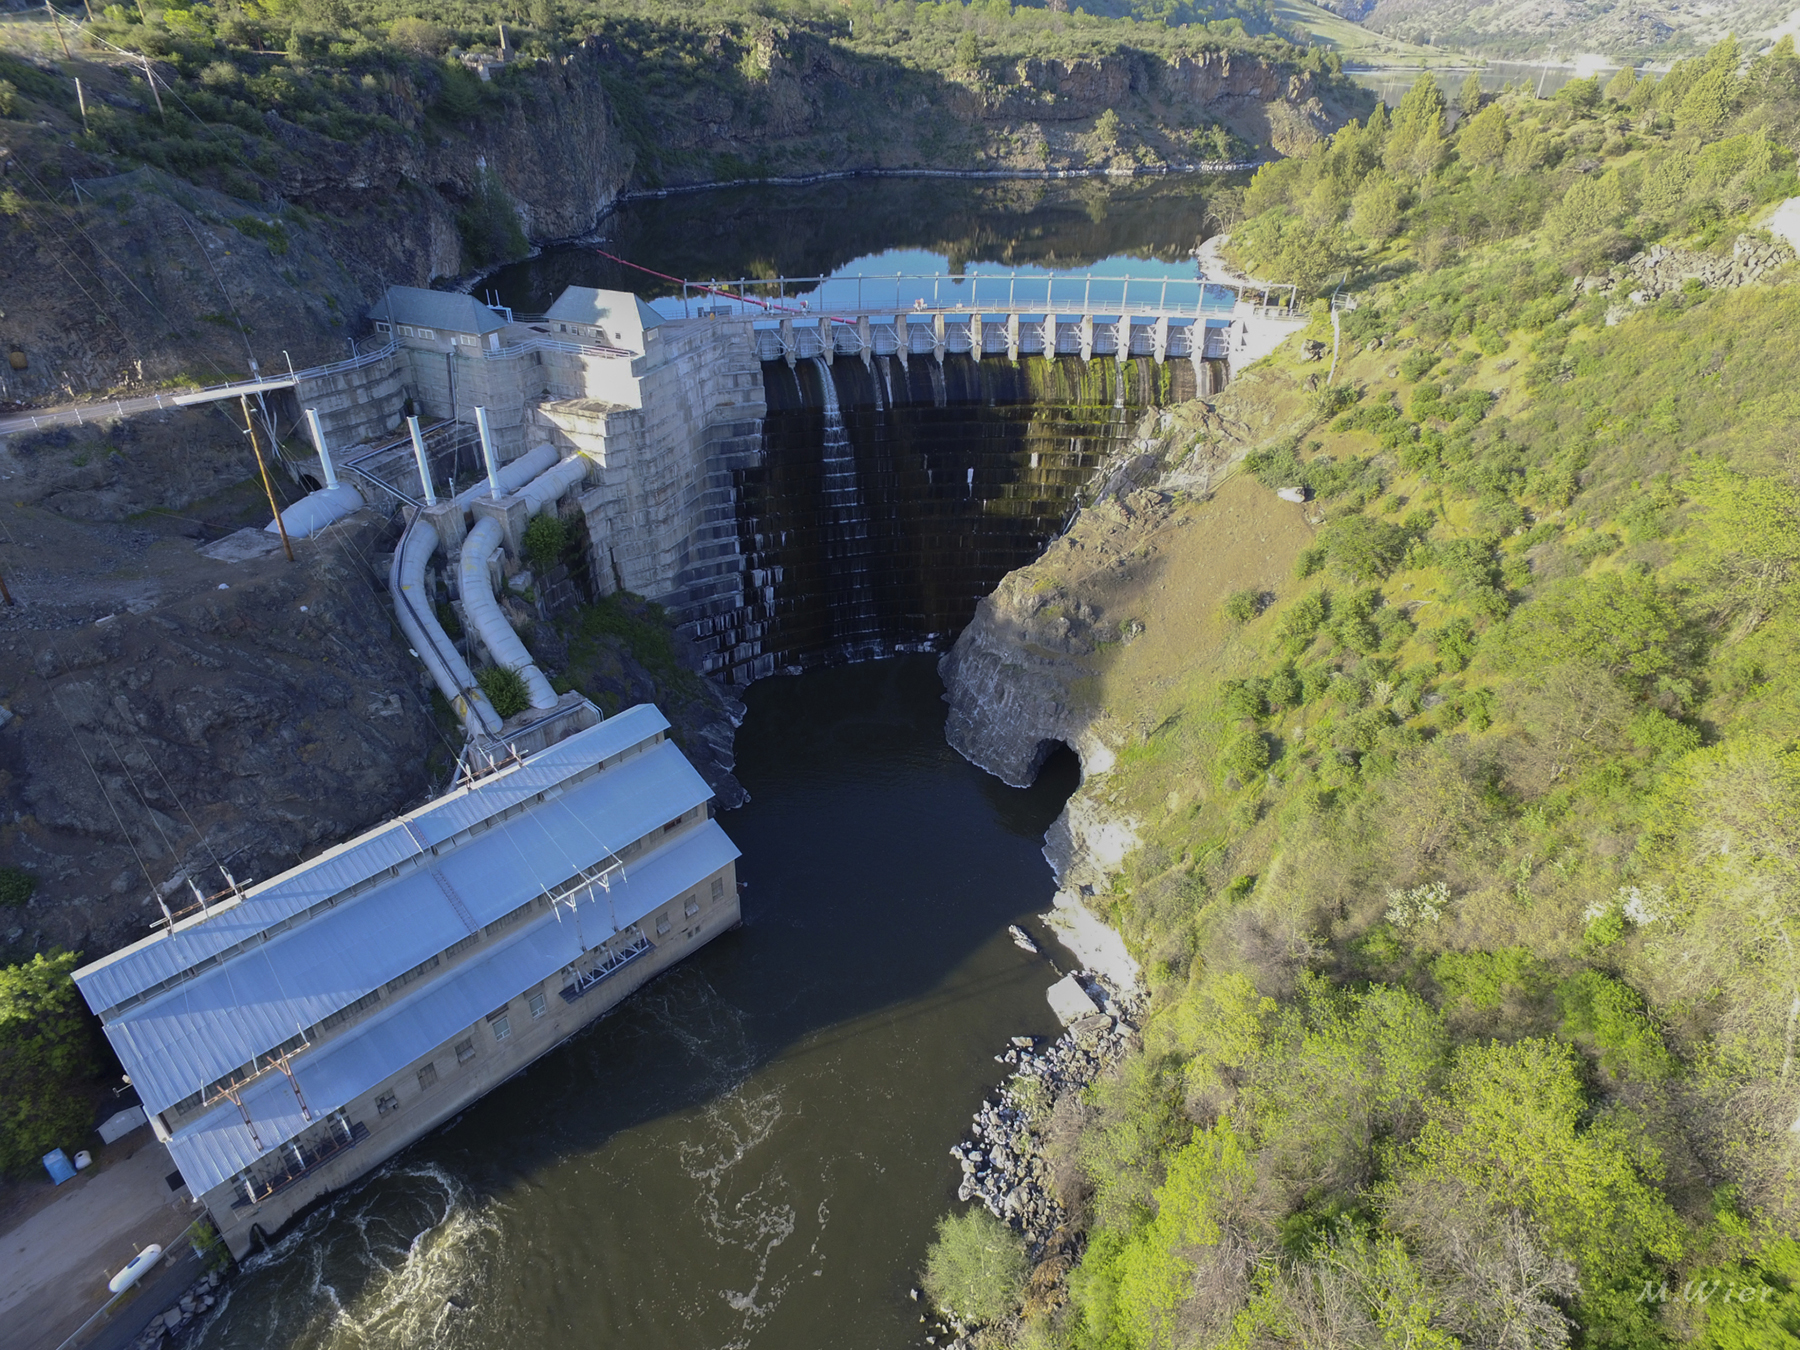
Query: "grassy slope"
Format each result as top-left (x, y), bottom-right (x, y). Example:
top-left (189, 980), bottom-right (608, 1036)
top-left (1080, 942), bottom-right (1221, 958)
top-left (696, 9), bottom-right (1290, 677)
top-left (1270, 0), bottom-right (1456, 63)
top-left (947, 39), bottom-right (1800, 1350)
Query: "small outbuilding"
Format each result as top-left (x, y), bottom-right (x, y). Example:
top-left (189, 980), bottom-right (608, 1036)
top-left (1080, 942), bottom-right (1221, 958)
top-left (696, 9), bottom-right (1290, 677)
top-left (371, 286), bottom-right (508, 351)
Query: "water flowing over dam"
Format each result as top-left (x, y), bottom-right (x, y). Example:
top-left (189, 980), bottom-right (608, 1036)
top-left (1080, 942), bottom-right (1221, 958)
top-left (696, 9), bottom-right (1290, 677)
top-left (719, 351), bottom-right (1204, 678)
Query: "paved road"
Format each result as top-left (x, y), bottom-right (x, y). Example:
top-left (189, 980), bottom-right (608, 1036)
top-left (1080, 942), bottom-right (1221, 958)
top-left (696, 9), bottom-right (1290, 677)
top-left (0, 1130), bottom-right (202, 1350)
top-left (79, 1245), bottom-right (205, 1350)
top-left (0, 378), bottom-right (300, 437)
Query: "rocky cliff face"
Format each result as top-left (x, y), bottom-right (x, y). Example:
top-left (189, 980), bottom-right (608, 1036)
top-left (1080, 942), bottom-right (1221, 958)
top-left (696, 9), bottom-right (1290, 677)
top-left (266, 37), bottom-right (636, 288)
top-left (938, 370), bottom-right (1317, 909)
top-left (0, 38), bottom-right (636, 403)
top-left (0, 35), bottom-right (1355, 403)
top-left (0, 505), bottom-right (441, 960)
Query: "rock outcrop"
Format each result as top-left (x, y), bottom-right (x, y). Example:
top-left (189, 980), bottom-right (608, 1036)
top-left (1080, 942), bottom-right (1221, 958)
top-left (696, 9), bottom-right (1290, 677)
top-left (1595, 233), bottom-right (1796, 323)
top-left (0, 508), bottom-right (440, 959)
top-left (939, 483), bottom-right (1178, 788)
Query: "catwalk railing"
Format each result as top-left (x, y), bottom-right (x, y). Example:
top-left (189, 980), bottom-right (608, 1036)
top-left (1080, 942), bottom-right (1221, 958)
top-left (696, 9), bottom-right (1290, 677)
top-left (663, 270), bottom-right (1298, 322)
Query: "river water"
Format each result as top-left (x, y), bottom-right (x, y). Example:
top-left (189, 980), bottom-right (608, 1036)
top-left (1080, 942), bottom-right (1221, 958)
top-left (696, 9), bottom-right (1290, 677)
top-left (189, 659), bottom-right (1079, 1349)
top-left (187, 176), bottom-right (1226, 1349)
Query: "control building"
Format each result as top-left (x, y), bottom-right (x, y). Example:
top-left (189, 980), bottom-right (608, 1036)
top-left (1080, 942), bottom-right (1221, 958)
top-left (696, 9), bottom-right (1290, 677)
top-left (72, 703), bottom-right (739, 1257)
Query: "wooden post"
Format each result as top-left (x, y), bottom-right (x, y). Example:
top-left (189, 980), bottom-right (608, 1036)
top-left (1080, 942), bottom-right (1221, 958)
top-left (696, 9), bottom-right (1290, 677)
top-left (46, 2), bottom-right (72, 59)
top-left (242, 395), bottom-right (293, 562)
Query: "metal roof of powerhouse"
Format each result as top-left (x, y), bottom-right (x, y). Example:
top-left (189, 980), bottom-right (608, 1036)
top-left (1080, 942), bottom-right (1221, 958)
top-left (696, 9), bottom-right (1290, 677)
top-left (167, 821), bottom-right (740, 1196)
top-left (76, 706), bottom-right (672, 1016)
top-left (103, 735), bottom-right (710, 1116)
top-left (371, 285), bottom-right (508, 335)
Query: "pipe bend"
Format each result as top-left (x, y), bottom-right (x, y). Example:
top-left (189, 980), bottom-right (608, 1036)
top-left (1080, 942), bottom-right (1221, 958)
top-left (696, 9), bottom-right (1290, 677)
top-left (459, 517), bottom-right (560, 711)
top-left (392, 515), bottom-right (503, 735)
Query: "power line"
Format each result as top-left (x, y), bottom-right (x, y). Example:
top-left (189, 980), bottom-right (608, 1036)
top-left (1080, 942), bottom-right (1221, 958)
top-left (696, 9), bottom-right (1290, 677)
top-left (98, 725), bottom-right (182, 863)
top-left (132, 724), bottom-right (227, 876)
top-left (50, 691), bottom-right (160, 904)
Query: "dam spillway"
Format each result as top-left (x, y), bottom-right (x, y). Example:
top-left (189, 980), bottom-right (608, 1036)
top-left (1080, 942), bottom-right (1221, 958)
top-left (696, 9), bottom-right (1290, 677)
top-left (708, 351), bottom-right (1201, 682)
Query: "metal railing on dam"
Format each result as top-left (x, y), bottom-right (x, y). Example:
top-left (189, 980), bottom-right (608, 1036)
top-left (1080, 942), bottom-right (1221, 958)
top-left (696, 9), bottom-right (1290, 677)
top-left (663, 270), bottom-right (1298, 322)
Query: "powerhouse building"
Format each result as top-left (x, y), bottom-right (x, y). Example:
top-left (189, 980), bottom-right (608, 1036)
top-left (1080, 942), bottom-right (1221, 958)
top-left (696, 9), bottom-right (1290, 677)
top-left (72, 703), bottom-right (739, 1256)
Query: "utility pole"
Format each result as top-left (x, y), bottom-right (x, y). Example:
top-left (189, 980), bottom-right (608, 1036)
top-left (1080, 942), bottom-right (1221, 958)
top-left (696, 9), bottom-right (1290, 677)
top-left (46, 2), bottom-right (72, 60)
top-left (242, 395), bottom-right (293, 562)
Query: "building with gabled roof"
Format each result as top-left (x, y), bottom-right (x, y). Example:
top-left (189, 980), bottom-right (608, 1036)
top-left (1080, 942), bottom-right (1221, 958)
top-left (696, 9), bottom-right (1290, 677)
top-left (543, 287), bottom-right (666, 350)
top-left (73, 702), bottom-right (739, 1256)
top-left (370, 286), bottom-right (509, 349)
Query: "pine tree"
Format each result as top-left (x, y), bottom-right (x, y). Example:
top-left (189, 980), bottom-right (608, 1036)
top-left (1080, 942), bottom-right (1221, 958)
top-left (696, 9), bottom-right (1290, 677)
top-left (1457, 71), bottom-right (1482, 117)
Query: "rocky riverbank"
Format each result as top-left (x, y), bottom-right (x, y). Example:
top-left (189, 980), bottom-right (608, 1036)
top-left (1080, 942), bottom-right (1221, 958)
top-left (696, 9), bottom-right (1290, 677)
top-left (128, 1266), bottom-right (226, 1349)
top-left (928, 974), bottom-right (1144, 1349)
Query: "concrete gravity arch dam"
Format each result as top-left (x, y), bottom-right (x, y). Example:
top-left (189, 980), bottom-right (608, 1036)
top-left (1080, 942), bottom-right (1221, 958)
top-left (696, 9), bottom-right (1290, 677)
top-left (216, 272), bottom-right (1304, 731)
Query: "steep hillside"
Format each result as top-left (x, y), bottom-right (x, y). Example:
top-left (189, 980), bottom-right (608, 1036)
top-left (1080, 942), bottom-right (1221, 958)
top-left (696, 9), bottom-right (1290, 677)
top-left (0, 5), bottom-right (1366, 404)
top-left (930, 41), bottom-right (1800, 1350)
top-left (1311, 0), bottom-right (1795, 59)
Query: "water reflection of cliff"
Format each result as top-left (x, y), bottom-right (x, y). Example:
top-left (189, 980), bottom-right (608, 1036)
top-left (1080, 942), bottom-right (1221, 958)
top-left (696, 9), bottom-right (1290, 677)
top-left (489, 176), bottom-right (1249, 312)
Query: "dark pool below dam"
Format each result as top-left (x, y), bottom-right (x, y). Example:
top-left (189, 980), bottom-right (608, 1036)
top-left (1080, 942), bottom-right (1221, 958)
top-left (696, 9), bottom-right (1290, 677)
top-left (187, 175), bottom-right (1233, 1349)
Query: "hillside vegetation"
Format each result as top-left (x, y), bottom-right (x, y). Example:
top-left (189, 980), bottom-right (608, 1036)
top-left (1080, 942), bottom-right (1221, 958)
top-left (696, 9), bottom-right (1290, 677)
top-left (0, 0), bottom-right (1338, 212)
top-left (940, 36), bottom-right (1800, 1350)
top-left (1307, 0), bottom-right (1794, 62)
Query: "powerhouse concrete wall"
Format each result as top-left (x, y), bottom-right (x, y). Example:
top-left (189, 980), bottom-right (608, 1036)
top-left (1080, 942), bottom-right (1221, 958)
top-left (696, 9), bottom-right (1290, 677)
top-left (206, 856), bottom-right (739, 1257)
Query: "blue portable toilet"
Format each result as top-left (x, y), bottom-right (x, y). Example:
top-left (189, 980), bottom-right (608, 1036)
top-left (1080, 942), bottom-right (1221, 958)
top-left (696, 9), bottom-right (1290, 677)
top-left (42, 1148), bottom-right (77, 1185)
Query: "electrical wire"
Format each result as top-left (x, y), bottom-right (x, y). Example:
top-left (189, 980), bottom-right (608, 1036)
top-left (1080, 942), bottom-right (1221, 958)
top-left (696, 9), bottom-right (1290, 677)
top-left (5, 156), bottom-right (236, 383)
top-left (50, 691), bottom-right (159, 905)
top-left (97, 726), bottom-right (182, 864)
top-left (130, 724), bottom-right (228, 878)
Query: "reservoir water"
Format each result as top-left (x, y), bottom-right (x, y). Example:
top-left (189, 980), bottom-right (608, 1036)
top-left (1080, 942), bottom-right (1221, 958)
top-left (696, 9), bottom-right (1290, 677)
top-left (188, 658), bottom-right (1080, 1349)
top-left (186, 175), bottom-right (1219, 1348)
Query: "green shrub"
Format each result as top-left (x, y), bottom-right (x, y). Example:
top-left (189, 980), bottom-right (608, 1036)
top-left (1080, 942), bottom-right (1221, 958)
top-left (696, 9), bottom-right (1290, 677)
top-left (0, 952), bottom-right (94, 1177)
top-left (232, 215), bottom-right (290, 255)
top-left (1220, 678), bottom-right (1267, 721)
top-left (1275, 590), bottom-right (1327, 649)
top-left (435, 601), bottom-right (463, 641)
top-left (476, 664), bottom-right (530, 718)
top-left (1221, 588), bottom-right (1261, 625)
top-left (1433, 947), bottom-right (1549, 1010)
top-left (1218, 730), bottom-right (1270, 786)
top-left (0, 868), bottom-right (35, 909)
top-left (0, 80), bottom-right (18, 119)
top-left (1556, 970), bottom-right (1679, 1079)
top-left (922, 1208), bottom-right (1027, 1325)
top-left (1399, 348), bottom-right (1438, 382)
top-left (1321, 514), bottom-right (1410, 581)
top-left (523, 512), bottom-right (568, 574)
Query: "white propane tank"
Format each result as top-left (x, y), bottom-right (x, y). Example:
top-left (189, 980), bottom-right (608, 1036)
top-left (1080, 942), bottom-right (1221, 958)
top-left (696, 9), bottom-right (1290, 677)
top-left (107, 1244), bottom-right (163, 1295)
